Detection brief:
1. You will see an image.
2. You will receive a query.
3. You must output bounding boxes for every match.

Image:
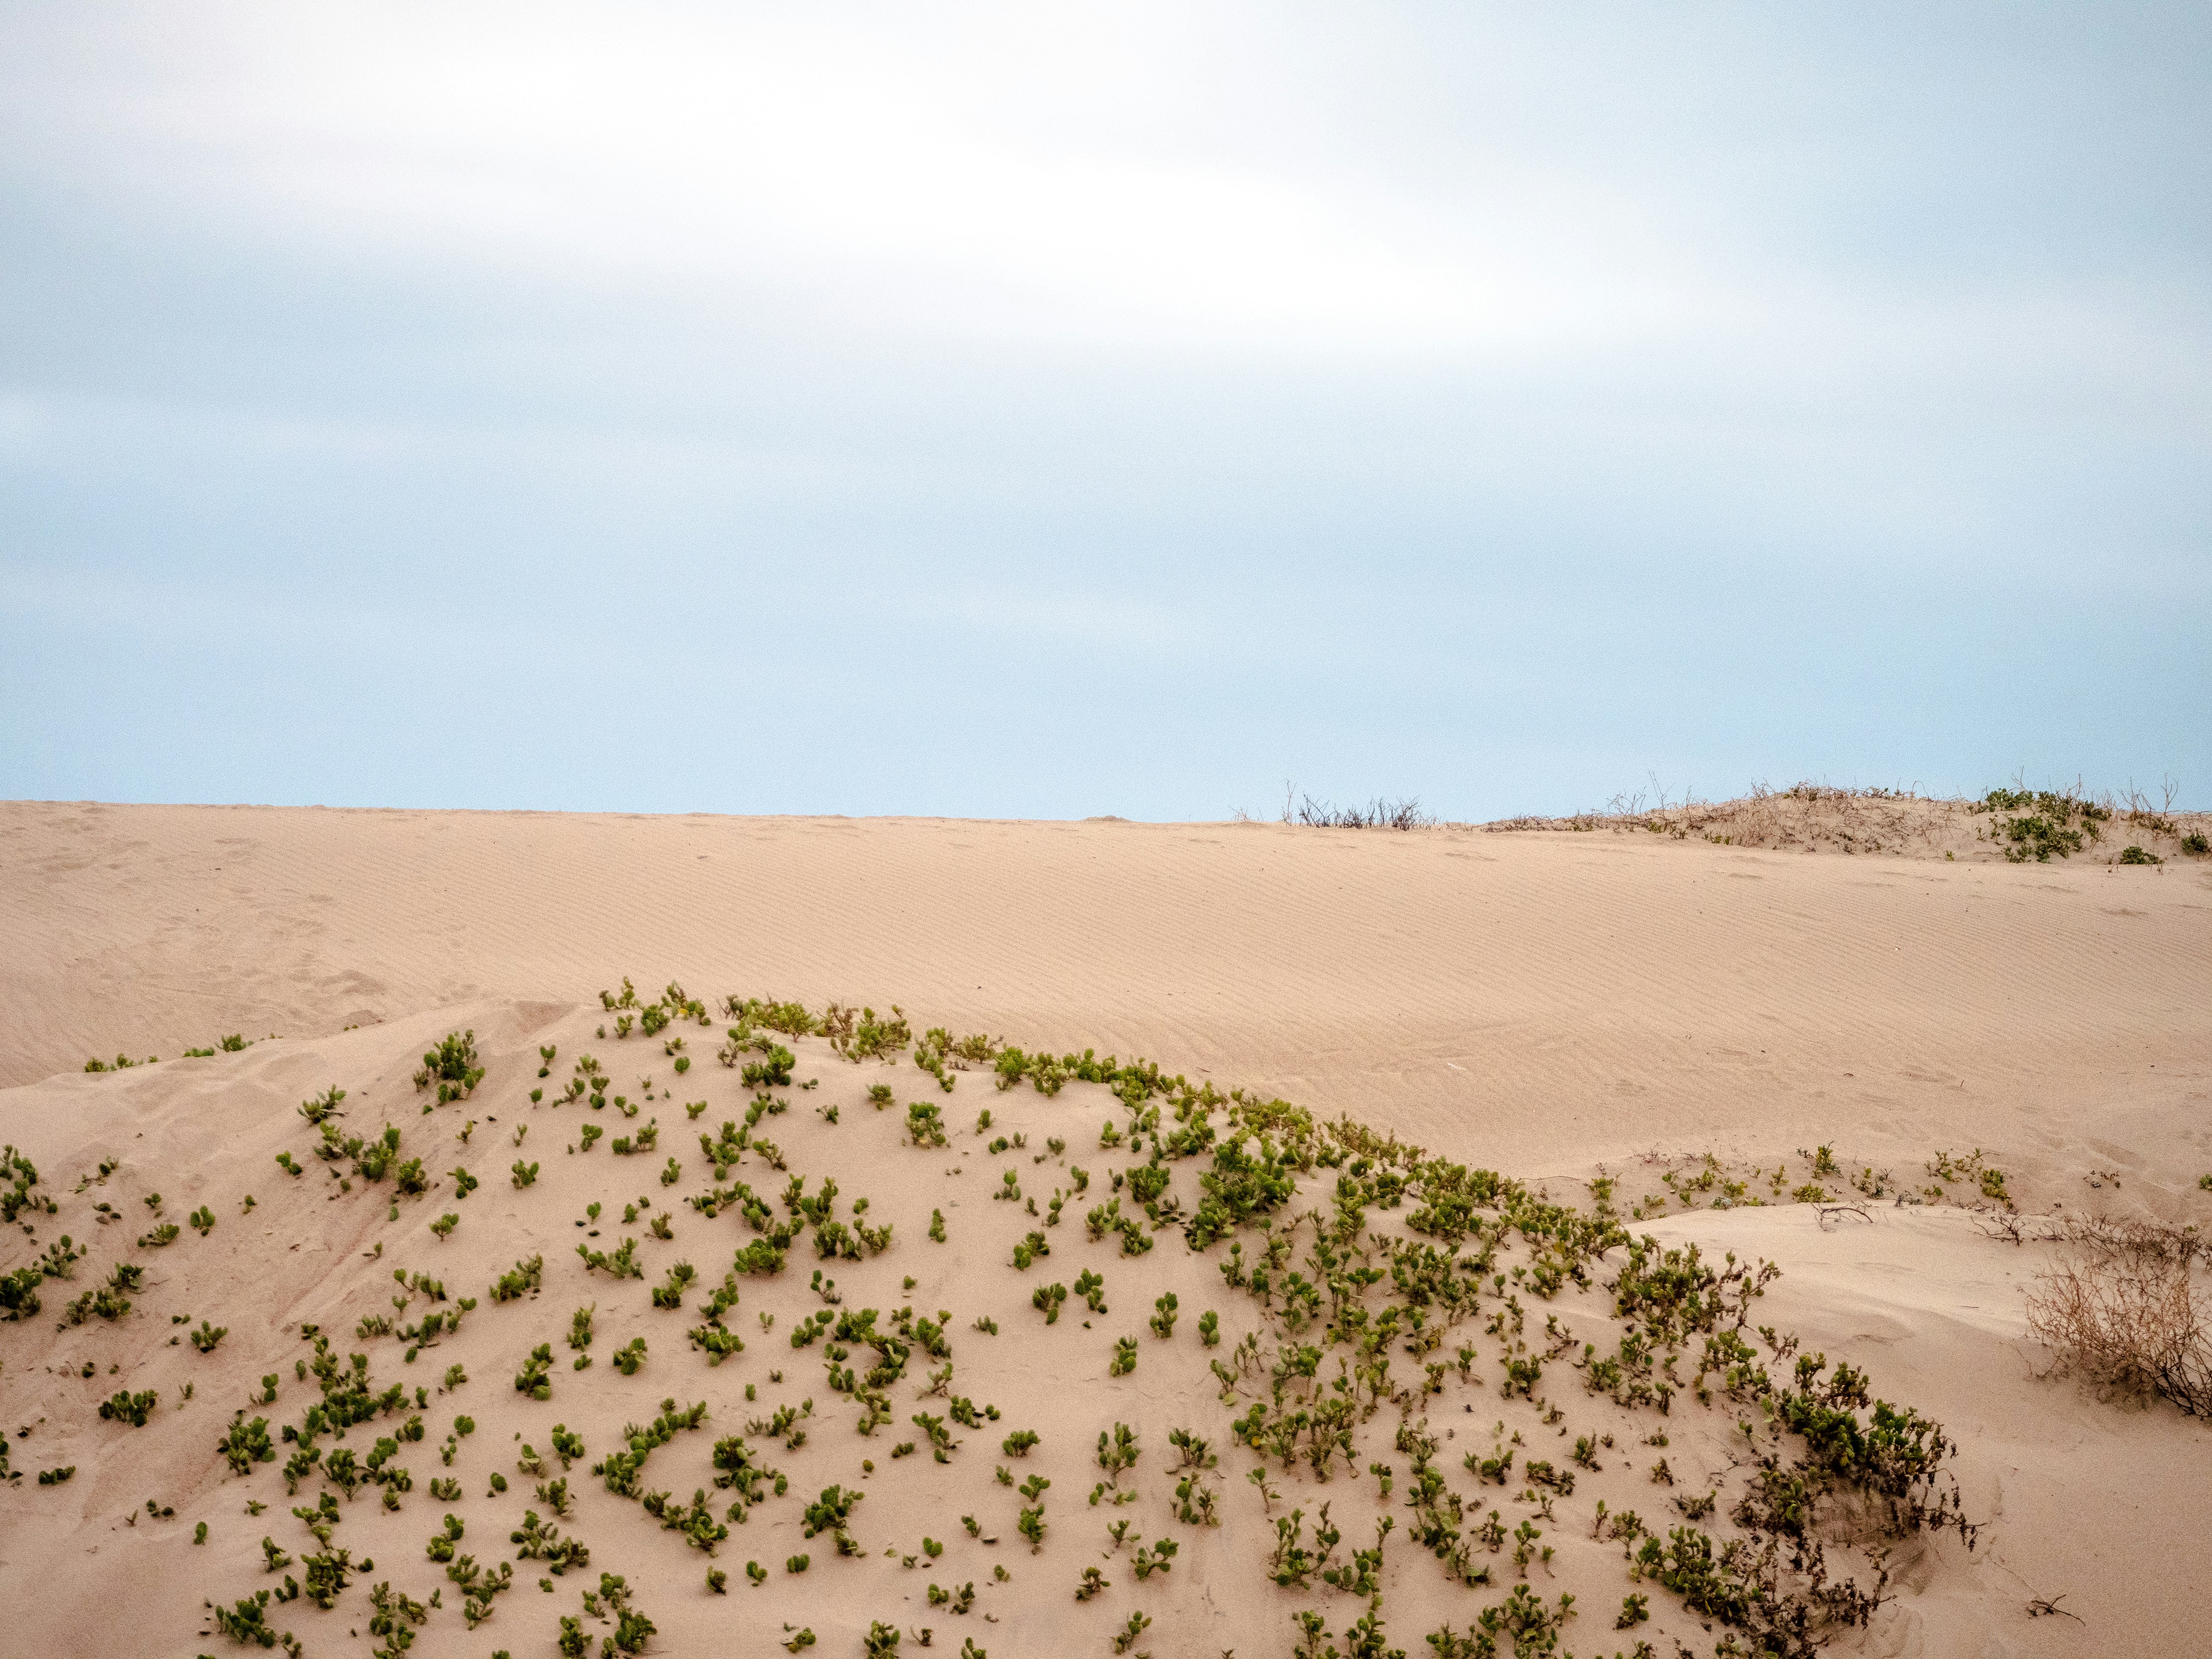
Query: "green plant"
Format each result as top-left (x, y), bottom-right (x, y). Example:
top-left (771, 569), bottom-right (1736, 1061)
top-left (511, 1160), bottom-right (538, 1188)
top-left (208, 1589), bottom-right (290, 1650)
top-left (63, 1260), bottom-right (143, 1324)
top-left (1130, 1535), bottom-right (1180, 1580)
top-left (511, 1508), bottom-right (591, 1575)
top-left (414, 1030), bottom-right (486, 1103)
top-left (1268, 1503), bottom-right (1342, 1589)
top-left (1150, 1291), bottom-right (1179, 1338)
top-left (425, 1511), bottom-right (468, 1563)
top-left (579, 1586), bottom-right (654, 1649)
top-left (189, 1205), bottom-right (216, 1236)
top-left (99, 1388), bottom-right (159, 1426)
top-left (490, 1255), bottom-right (544, 1302)
top-left (802, 1483), bottom-right (865, 1543)
top-left (514, 1345), bottom-right (554, 1400)
top-left (1096, 1422), bottom-right (1140, 1483)
top-left (1109, 1335), bottom-right (1137, 1377)
top-left (742, 1045), bottom-right (796, 1091)
top-left (577, 1236), bottom-right (642, 1278)
top-left (191, 1319), bottom-right (229, 1353)
top-left (1972, 787), bottom-right (2106, 862)
top-left (652, 1261), bottom-right (696, 1309)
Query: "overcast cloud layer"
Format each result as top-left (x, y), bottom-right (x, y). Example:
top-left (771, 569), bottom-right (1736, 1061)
top-left (2, 2), bottom-right (2206, 818)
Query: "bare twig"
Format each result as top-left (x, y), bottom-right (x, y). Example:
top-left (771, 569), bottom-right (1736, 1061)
top-left (1287, 793), bottom-right (1433, 830)
top-left (1972, 1213), bottom-right (2061, 1247)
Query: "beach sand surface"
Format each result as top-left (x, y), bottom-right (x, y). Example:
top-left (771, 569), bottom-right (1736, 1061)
top-left (1, 800), bottom-right (2207, 1656)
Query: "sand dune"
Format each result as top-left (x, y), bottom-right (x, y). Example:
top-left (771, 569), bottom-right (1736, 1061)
top-left (1, 800), bottom-right (2208, 1658)
top-left (3, 801), bottom-right (2206, 1186)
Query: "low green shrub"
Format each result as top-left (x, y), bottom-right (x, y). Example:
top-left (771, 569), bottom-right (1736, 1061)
top-left (490, 1255), bottom-right (543, 1302)
top-left (415, 1030), bottom-right (485, 1104)
top-left (99, 1388), bottom-right (158, 1426)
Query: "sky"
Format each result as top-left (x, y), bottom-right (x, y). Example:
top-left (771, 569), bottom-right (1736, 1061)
top-left (2, 2), bottom-right (2206, 820)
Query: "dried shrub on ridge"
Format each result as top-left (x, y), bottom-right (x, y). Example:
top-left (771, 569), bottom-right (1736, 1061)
top-left (2027, 1223), bottom-right (2212, 1417)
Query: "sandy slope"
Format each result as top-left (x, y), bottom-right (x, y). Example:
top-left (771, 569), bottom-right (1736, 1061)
top-left (1, 800), bottom-right (2209, 1659)
top-left (1640, 1204), bottom-right (2212, 1655)
top-left (2, 802), bottom-right (2206, 1187)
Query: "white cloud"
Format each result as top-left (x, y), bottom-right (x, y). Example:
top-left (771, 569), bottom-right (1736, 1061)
top-left (2, 3), bottom-right (1730, 357)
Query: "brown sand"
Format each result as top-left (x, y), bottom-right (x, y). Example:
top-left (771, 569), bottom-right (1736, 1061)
top-left (1, 800), bottom-right (2207, 1656)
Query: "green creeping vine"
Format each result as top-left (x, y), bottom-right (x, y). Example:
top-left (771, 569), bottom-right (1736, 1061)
top-left (160, 987), bottom-right (1977, 1659)
top-left (592, 1397), bottom-right (710, 1498)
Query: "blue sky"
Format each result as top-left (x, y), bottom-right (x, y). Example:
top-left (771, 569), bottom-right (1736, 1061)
top-left (3, 3), bottom-right (2206, 818)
